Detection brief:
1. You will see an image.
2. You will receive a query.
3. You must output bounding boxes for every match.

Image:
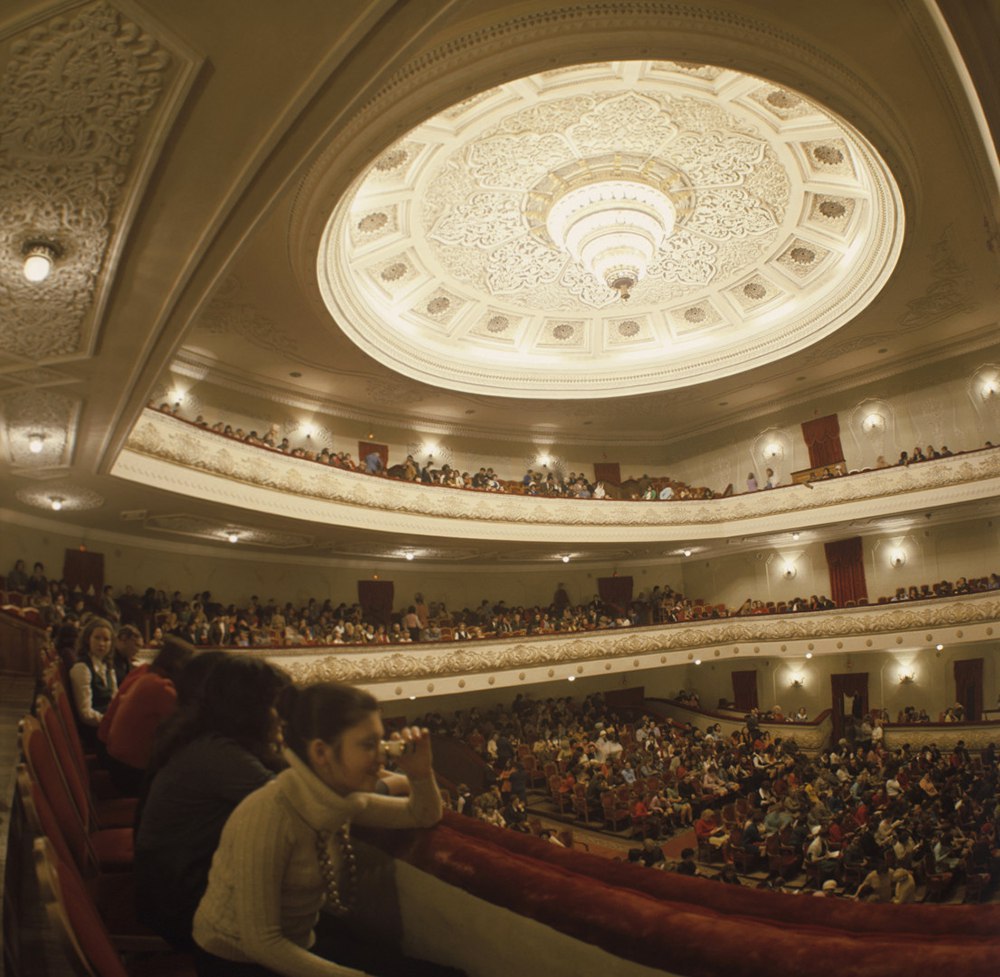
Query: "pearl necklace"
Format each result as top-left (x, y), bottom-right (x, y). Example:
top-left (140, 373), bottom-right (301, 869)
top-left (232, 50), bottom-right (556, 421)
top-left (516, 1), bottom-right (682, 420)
top-left (315, 826), bottom-right (357, 916)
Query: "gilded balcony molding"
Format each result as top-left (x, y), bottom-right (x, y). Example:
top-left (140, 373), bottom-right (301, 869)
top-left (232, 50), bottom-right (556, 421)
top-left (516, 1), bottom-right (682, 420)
top-left (249, 592), bottom-right (1000, 699)
top-left (116, 409), bottom-right (1000, 544)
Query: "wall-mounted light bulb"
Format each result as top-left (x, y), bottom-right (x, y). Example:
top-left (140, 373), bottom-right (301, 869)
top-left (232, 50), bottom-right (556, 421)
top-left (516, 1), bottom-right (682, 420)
top-left (862, 412), bottom-right (885, 433)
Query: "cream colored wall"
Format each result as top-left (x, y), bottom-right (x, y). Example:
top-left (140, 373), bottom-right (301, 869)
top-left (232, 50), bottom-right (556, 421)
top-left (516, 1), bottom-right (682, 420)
top-left (3, 511), bottom-right (998, 614)
top-left (662, 648), bottom-right (1000, 722)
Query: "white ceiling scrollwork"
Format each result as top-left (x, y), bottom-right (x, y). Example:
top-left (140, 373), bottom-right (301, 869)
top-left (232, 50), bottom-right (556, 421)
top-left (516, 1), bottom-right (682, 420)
top-left (319, 61), bottom-right (903, 399)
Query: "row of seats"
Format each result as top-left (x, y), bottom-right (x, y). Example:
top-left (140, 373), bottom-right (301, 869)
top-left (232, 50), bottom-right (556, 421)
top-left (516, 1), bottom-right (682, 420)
top-left (17, 648), bottom-right (195, 975)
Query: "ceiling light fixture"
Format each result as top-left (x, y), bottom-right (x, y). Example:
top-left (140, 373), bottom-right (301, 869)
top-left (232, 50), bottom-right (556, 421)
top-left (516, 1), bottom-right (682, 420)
top-left (805, 652), bottom-right (813, 659)
top-left (227, 532), bottom-right (239, 544)
top-left (791, 532), bottom-right (800, 541)
top-left (28, 433), bottom-right (45, 454)
top-left (22, 242), bottom-right (58, 283)
top-left (683, 549), bottom-right (692, 557)
top-left (404, 551), bottom-right (415, 561)
top-left (561, 555), bottom-right (570, 563)
top-left (546, 179), bottom-right (676, 301)
top-left (49, 497), bottom-right (64, 511)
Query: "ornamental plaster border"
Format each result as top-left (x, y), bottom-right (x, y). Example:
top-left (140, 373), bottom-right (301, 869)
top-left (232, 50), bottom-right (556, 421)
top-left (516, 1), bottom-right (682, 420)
top-left (246, 593), bottom-right (1000, 697)
top-left (116, 409), bottom-right (1000, 543)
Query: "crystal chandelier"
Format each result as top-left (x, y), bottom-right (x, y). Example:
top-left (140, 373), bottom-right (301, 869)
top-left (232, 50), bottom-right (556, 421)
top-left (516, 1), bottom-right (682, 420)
top-left (546, 180), bottom-right (676, 300)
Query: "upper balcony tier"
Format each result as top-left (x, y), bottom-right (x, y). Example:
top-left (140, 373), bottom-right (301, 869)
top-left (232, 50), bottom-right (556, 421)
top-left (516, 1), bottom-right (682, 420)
top-left (115, 409), bottom-right (1000, 544)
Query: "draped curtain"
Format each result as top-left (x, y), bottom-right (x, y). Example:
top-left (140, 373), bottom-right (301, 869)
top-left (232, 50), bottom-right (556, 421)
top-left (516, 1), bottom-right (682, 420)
top-left (62, 549), bottom-right (104, 605)
top-left (830, 672), bottom-right (869, 743)
top-left (953, 658), bottom-right (983, 721)
top-left (357, 579), bottom-right (394, 627)
top-left (731, 671), bottom-right (759, 712)
top-left (801, 414), bottom-right (845, 468)
top-left (824, 536), bottom-right (868, 607)
top-left (597, 576), bottom-right (633, 615)
top-left (593, 462), bottom-right (622, 485)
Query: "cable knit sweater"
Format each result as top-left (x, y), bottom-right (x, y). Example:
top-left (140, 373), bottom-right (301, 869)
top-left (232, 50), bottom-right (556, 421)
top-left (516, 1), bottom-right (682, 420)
top-left (192, 748), bottom-right (442, 977)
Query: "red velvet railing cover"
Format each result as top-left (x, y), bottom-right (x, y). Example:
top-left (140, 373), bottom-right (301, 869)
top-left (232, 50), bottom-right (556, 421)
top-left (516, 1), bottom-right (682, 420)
top-left (365, 814), bottom-right (1000, 977)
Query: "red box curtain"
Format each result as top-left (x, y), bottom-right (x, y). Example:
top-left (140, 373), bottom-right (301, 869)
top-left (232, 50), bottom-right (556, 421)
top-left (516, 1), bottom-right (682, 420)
top-left (357, 579), bottom-right (394, 627)
top-left (823, 536), bottom-right (868, 607)
top-left (801, 414), bottom-right (845, 469)
top-left (597, 576), bottom-right (633, 615)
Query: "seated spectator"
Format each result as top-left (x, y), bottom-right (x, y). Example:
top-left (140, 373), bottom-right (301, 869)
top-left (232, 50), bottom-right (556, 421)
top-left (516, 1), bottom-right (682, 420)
top-left (99, 636), bottom-right (195, 794)
top-left (69, 617), bottom-right (118, 752)
top-left (136, 655), bottom-right (290, 949)
top-left (6, 558), bottom-right (29, 592)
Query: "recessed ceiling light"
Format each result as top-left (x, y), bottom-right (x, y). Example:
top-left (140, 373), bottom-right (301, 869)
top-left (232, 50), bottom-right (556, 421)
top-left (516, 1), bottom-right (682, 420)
top-left (936, 643), bottom-right (943, 651)
top-left (405, 551), bottom-right (415, 561)
top-left (567, 675), bottom-right (575, 682)
top-left (683, 549), bottom-right (692, 557)
top-left (805, 652), bottom-right (813, 659)
top-left (227, 532), bottom-right (239, 544)
top-left (28, 433), bottom-right (45, 454)
top-left (792, 532), bottom-right (800, 541)
top-left (561, 555), bottom-right (570, 563)
top-left (23, 242), bottom-right (58, 282)
top-left (694, 658), bottom-right (701, 665)
top-left (50, 497), bottom-right (64, 511)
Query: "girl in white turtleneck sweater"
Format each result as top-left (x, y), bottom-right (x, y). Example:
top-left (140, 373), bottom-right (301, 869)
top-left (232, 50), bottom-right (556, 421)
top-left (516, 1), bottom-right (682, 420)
top-left (193, 682), bottom-right (443, 977)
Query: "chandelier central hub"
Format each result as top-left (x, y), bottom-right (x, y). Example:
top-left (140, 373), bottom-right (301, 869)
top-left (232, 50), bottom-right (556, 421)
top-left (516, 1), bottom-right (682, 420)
top-left (545, 179), bottom-right (676, 300)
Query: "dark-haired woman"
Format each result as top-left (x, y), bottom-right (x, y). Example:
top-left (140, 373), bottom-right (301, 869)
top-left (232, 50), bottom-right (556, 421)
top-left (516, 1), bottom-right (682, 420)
top-left (193, 681), bottom-right (443, 976)
top-left (68, 617), bottom-right (118, 752)
top-left (135, 655), bottom-right (290, 949)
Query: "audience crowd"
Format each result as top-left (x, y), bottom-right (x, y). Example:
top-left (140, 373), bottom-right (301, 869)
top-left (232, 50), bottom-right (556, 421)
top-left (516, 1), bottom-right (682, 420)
top-left (6, 558), bottom-right (1000, 655)
top-left (414, 692), bottom-right (1000, 899)
top-left (149, 402), bottom-right (998, 502)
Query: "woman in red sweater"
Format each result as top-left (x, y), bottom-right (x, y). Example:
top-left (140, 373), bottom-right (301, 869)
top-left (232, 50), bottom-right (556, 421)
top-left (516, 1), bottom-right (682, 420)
top-left (99, 636), bottom-right (195, 793)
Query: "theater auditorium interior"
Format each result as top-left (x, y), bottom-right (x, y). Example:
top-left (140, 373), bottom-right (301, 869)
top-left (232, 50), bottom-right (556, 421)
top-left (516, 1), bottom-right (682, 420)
top-left (0, 1), bottom-right (999, 975)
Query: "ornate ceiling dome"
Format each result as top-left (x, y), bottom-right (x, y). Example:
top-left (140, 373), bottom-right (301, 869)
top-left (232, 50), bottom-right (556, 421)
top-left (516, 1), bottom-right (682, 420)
top-left (318, 61), bottom-right (903, 399)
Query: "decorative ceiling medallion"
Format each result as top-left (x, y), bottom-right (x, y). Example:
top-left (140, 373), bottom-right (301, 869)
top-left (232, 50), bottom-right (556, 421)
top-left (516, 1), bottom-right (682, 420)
top-left (144, 513), bottom-right (314, 549)
top-left (1, 389), bottom-right (80, 468)
top-left (16, 485), bottom-right (104, 511)
top-left (318, 61), bottom-right (903, 398)
top-left (0, 1), bottom-right (193, 362)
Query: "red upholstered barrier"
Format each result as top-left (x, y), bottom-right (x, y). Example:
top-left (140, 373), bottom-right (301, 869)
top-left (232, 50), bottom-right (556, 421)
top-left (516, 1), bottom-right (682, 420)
top-left (435, 813), bottom-right (1000, 938)
top-left (363, 813), bottom-right (1000, 977)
